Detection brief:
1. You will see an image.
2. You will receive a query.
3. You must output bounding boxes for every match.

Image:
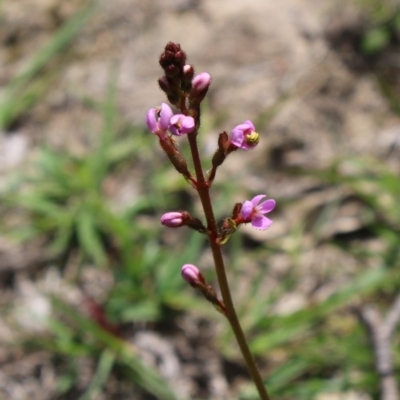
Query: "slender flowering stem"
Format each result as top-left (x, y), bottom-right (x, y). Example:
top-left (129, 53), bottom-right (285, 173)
top-left (153, 42), bottom-right (272, 399)
top-left (187, 131), bottom-right (270, 400)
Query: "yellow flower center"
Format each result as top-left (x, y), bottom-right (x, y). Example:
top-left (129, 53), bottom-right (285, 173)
top-left (245, 131), bottom-right (259, 146)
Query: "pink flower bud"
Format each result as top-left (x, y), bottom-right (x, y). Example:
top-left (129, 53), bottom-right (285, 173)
top-left (161, 211), bottom-right (185, 228)
top-left (192, 72), bottom-right (211, 92)
top-left (181, 264), bottom-right (205, 287)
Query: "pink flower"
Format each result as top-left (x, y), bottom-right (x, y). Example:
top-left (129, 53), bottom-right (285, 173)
top-left (161, 211), bottom-right (185, 228)
top-left (192, 72), bottom-right (211, 92)
top-left (146, 103), bottom-right (173, 139)
top-left (169, 114), bottom-right (195, 136)
top-left (181, 264), bottom-right (205, 287)
top-left (240, 195), bottom-right (276, 230)
top-left (229, 120), bottom-right (259, 150)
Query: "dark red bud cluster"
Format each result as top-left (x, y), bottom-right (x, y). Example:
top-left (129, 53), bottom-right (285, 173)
top-left (158, 42), bottom-right (193, 107)
top-left (158, 42), bottom-right (211, 117)
top-left (159, 42), bottom-right (187, 78)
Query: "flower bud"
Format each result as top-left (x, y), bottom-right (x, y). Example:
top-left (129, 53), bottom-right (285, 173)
top-left (192, 72), bottom-right (211, 92)
top-left (181, 264), bottom-right (205, 287)
top-left (183, 64), bottom-right (194, 81)
top-left (161, 211), bottom-right (186, 228)
top-left (174, 50), bottom-right (186, 67)
top-left (181, 264), bottom-right (226, 314)
top-left (189, 72), bottom-right (211, 107)
top-left (181, 64), bottom-right (195, 92)
top-left (158, 75), bottom-right (171, 94)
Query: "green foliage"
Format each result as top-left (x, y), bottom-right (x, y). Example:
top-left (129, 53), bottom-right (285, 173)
top-left (361, 26), bottom-right (391, 55)
top-left (39, 298), bottom-right (180, 400)
top-left (355, 0), bottom-right (400, 55)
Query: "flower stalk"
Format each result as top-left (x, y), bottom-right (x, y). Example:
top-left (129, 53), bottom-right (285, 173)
top-left (147, 42), bottom-right (275, 399)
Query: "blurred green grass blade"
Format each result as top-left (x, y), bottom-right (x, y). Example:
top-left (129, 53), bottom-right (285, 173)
top-left (119, 300), bottom-right (160, 322)
top-left (76, 211), bottom-right (107, 266)
top-left (240, 359), bottom-right (310, 399)
top-left (52, 297), bottom-right (179, 400)
top-left (0, 76), bottom-right (56, 129)
top-left (106, 135), bottom-right (140, 164)
top-left (283, 377), bottom-right (345, 399)
top-left (267, 359), bottom-right (310, 393)
top-left (16, 193), bottom-right (66, 217)
top-left (56, 371), bottom-right (77, 396)
top-left (90, 68), bottom-right (119, 190)
top-left (78, 349), bottom-right (115, 400)
top-left (36, 148), bottom-right (68, 177)
top-left (250, 267), bottom-right (387, 355)
top-left (119, 351), bottom-right (179, 400)
top-left (0, 2), bottom-right (98, 129)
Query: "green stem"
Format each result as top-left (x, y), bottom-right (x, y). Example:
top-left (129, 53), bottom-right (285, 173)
top-left (187, 132), bottom-right (270, 400)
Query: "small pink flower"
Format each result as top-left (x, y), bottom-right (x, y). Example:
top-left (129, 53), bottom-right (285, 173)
top-left (240, 195), bottom-right (276, 230)
top-left (169, 114), bottom-right (195, 136)
top-left (192, 72), bottom-right (211, 92)
top-left (181, 264), bottom-right (205, 287)
top-left (161, 212), bottom-right (185, 228)
top-left (146, 103), bottom-right (173, 139)
top-left (229, 120), bottom-right (259, 150)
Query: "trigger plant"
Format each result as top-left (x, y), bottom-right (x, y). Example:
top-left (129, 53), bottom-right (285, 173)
top-left (146, 42), bottom-right (275, 400)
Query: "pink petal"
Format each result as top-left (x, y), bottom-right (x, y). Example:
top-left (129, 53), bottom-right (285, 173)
top-left (192, 72), bottom-right (211, 91)
top-left (169, 114), bottom-right (181, 125)
top-left (251, 194), bottom-right (266, 207)
top-left (252, 215), bottom-right (273, 230)
top-left (230, 129), bottom-right (244, 147)
top-left (257, 199), bottom-right (276, 214)
top-left (181, 264), bottom-right (201, 285)
top-left (146, 108), bottom-right (157, 132)
top-left (240, 200), bottom-right (254, 219)
top-left (243, 120), bottom-right (255, 131)
top-left (159, 103), bottom-right (173, 130)
top-left (180, 116), bottom-right (195, 132)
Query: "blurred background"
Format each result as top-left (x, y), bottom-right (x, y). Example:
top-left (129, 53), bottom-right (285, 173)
top-left (1, 0), bottom-right (400, 399)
